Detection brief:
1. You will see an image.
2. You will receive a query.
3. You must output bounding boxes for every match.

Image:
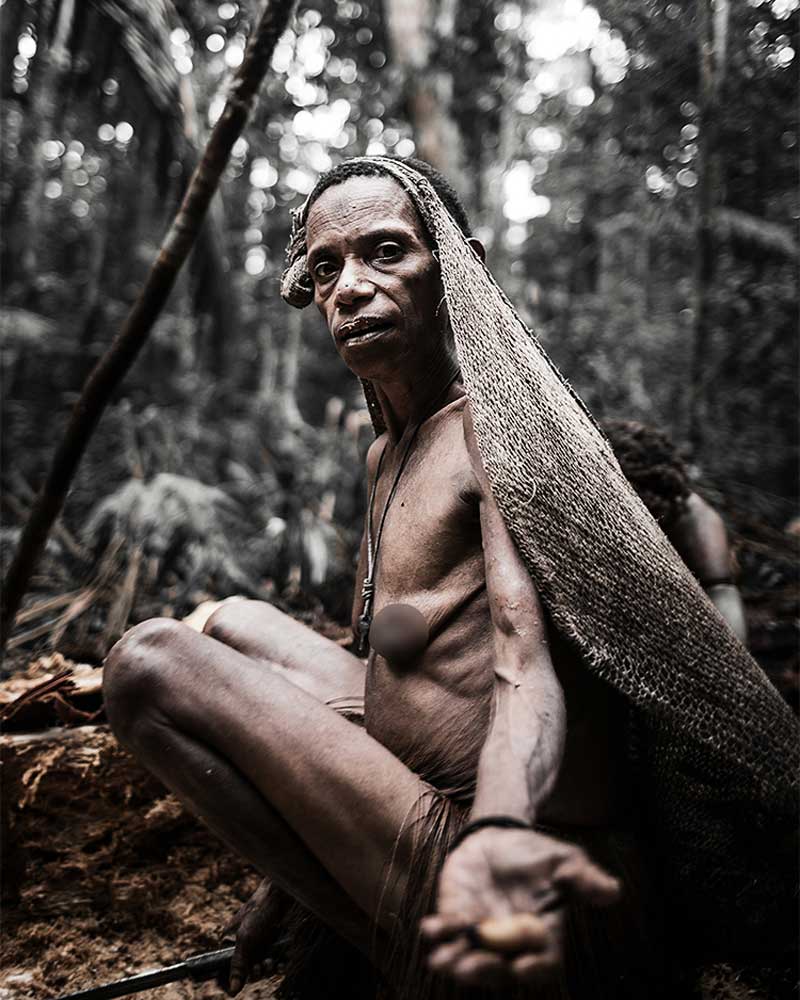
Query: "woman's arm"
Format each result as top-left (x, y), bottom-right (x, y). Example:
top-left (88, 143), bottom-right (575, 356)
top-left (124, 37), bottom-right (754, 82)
top-left (668, 493), bottom-right (747, 642)
top-left (421, 406), bottom-right (619, 990)
top-left (467, 432), bottom-right (566, 824)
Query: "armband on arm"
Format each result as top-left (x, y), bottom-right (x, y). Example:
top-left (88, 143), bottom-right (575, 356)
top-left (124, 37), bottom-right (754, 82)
top-left (448, 815), bottom-right (531, 853)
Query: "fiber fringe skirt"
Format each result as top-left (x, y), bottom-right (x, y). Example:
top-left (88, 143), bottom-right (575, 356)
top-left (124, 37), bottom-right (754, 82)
top-left (273, 777), bottom-right (681, 1000)
top-left (268, 702), bottom-right (795, 1000)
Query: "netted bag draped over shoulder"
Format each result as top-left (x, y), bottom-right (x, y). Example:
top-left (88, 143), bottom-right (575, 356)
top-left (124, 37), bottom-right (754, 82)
top-left (281, 156), bottom-right (799, 961)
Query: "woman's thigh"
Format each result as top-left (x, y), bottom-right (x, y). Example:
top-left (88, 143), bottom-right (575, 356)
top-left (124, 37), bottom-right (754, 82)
top-left (202, 598), bottom-right (366, 705)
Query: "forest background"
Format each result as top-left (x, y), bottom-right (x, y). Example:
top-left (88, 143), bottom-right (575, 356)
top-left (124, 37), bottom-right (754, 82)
top-left (1, 1), bottom-right (799, 996)
top-left (1, 0), bottom-right (798, 667)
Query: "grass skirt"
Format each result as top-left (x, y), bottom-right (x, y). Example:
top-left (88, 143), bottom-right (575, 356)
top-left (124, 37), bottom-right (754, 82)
top-left (275, 762), bottom-right (685, 999)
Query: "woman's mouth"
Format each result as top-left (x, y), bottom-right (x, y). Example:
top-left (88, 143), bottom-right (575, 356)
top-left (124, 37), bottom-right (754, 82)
top-left (338, 318), bottom-right (395, 346)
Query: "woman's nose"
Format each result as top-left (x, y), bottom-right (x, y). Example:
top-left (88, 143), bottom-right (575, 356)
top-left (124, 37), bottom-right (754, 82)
top-left (334, 260), bottom-right (375, 307)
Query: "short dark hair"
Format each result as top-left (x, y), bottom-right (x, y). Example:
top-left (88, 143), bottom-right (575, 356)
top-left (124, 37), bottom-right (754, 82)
top-left (601, 418), bottom-right (691, 526)
top-left (304, 156), bottom-right (472, 237)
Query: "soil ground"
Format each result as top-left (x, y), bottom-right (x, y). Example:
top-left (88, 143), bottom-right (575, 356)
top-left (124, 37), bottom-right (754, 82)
top-left (0, 724), bottom-right (280, 1000)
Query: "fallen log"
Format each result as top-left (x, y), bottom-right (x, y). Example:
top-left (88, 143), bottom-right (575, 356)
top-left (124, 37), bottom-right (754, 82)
top-left (0, 656), bottom-right (104, 731)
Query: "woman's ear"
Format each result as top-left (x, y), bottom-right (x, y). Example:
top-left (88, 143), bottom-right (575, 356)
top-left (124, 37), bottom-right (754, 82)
top-left (467, 237), bottom-right (486, 263)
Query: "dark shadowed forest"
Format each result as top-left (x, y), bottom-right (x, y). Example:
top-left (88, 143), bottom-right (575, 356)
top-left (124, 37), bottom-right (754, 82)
top-left (1, 0), bottom-right (798, 996)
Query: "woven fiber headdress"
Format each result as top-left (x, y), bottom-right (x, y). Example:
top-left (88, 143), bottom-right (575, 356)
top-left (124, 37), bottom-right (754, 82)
top-left (281, 156), bottom-right (799, 963)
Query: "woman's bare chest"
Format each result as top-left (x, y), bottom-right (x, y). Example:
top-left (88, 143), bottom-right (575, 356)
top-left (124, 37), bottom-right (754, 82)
top-left (370, 436), bottom-right (481, 601)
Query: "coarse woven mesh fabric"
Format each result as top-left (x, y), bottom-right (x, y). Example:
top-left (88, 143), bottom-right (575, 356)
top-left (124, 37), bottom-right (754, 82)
top-left (281, 156), bottom-right (800, 962)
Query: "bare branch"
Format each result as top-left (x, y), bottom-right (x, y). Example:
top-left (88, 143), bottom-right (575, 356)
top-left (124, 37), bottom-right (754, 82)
top-left (1, 0), bottom-right (298, 650)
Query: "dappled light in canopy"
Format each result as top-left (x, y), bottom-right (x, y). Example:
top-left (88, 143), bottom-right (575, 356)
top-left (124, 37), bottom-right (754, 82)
top-left (0, 0), bottom-right (797, 675)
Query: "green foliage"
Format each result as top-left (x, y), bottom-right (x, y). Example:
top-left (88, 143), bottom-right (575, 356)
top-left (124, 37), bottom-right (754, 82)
top-left (90, 0), bottom-right (182, 121)
top-left (84, 471), bottom-right (269, 601)
top-left (714, 207), bottom-right (799, 258)
top-left (522, 0), bottom-right (798, 509)
top-left (2, 0), bottom-right (797, 654)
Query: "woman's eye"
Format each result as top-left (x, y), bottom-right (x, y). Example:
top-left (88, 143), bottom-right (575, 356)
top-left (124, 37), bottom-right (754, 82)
top-left (313, 260), bottom-right (337, 281)
top-left (373, 242), bottom-right (403, 262)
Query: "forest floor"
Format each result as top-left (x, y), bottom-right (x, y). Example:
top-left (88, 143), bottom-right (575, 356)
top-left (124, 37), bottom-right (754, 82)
top-left (0, 601), bottom-right (353, 1000)
top-left (0, 671), bottom-right (281, 1000)
top-left (1, 504), bottom-right (797, 1000)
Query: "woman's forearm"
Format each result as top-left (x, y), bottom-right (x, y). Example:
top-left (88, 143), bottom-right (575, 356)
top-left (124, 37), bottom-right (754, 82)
top-left (470, 660), bottom-right (567, 824)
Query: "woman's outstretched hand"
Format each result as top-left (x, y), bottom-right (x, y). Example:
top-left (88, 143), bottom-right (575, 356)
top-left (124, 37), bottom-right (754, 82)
top-left (420, 827), bottom-right (620, 990)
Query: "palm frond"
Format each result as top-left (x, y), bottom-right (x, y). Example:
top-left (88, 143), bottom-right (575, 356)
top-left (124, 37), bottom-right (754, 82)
top-left (596, 206), bottom-right (798, 258)
top-left (714, 208), bottom-right (799, 259)
top-left (83, 473), bottom-right (266, 602)
top-left (25, 0), bottom-right (184, 137)
top-left (84, 473), bottom-right (237, 552)
top-left (0, 308), bottom-right (58, 345)
top-left (90, 0), bottom-right (182, 123)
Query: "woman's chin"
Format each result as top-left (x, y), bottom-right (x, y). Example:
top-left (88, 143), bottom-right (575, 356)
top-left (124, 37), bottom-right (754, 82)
top-left (339, 339), bottom-right (411, 381)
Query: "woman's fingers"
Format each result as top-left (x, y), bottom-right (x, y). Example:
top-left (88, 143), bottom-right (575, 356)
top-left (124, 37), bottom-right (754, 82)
top-left (420, 912), bottom-right (474, 943)
top-left (553, 853), bottom-right (621, 906)
top-left (221, 909), bottom-right (244, 940)
top-left (451, 950), bottom-right (511, 988)
top-left (476, 912), bottom-right (551, 953)
top-left (425, 914), bottom-right (560, 989)
top-left (430, 939), bottom-right (563, 989)
top-left (510, 947), bottom-right (561, 984)
top-left (226, 930), bottom-right (262, 995)
top-left (227, 942), bottom-right (248, 997)
top-left (427, 935), bottom-right (472, 972)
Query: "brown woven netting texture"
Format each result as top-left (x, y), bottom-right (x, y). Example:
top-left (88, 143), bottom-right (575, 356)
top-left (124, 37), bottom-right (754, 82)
top-left (282, 157), bottom-right (800, 967)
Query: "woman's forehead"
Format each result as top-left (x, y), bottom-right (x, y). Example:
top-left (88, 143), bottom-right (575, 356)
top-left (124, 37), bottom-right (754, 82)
top-left (305, 174), bottom-right (425, 243)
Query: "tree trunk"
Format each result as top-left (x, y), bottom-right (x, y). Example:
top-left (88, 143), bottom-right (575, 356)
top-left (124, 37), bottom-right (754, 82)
top-left (384, 0), bottom-right (467, 198)
top-left (485, 91), bottom-right (517, 294)
top-left (1, 0), bottom-right (298, 650)
top-left (259, 319), bottom-right (279, 401)
top-left (688, 0), bottom-right (729, 457)
top-left (277, 309), bottom-right (305, 430)
top-left (180, 76), bottom-right (242, 383)
top-left (18, 0), bottom-right (75, 291)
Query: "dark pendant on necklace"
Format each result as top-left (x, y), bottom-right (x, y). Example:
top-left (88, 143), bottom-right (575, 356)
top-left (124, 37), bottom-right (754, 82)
top-left (354, 577), bottom-right (375, 658)
top-left (369, 604), bottom-right (430, 667)
top-left (355, 610), bottom-right (372, 658)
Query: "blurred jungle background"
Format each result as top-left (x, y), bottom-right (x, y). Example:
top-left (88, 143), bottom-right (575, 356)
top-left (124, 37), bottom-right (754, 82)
top-left (1, 0), bottom-right (798, 996)
top-left (3, 0), bottom-right (799, 657)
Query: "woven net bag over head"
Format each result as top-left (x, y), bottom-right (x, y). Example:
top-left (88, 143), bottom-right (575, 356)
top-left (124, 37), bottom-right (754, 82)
top-left (282, 156), bottom-right (799, 964)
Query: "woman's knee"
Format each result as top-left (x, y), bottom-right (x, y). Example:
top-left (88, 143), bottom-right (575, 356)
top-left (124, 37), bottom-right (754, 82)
top-left (203, 597), bottom-right (284, 648)
top-left (103, 617), bottom-right (188, 743)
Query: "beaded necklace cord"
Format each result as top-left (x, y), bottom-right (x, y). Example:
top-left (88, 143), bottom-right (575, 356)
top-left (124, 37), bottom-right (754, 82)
top-left (354, 373), bottom-right (461, 658)
top-left (355, 422), bottom-right (422, 657)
